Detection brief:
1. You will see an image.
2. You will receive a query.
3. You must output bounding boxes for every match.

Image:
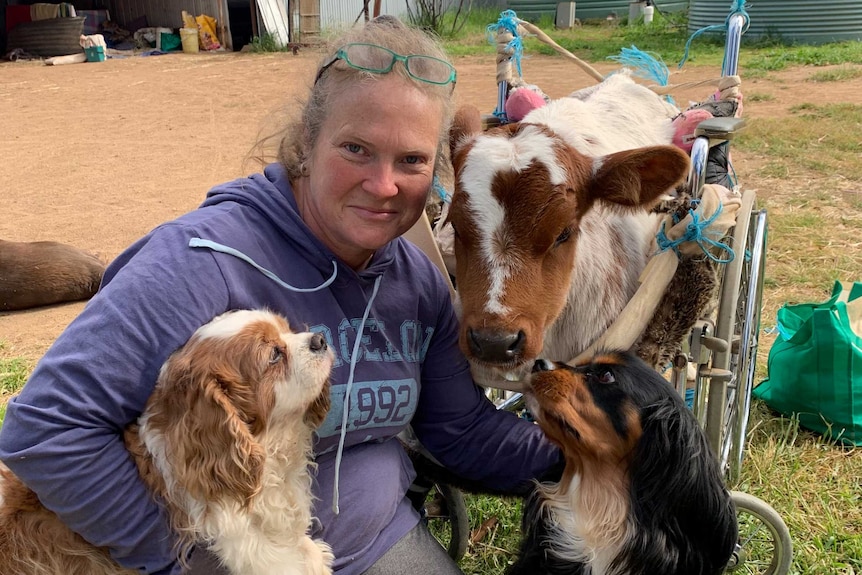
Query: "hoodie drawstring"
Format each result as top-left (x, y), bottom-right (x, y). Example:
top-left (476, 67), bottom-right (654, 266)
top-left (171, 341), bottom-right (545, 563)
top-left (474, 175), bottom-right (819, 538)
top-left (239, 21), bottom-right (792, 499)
top-left (189, 237), bottom-right (381, 515)
top-left (332, 274), bottom-right (381, 514)
top-left (189, 238), bottom-right (337, 291)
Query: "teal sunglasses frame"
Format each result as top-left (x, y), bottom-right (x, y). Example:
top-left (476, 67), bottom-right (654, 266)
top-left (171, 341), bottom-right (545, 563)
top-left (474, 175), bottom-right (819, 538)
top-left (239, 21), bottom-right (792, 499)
top-left (314, 43), bottom-right (457, 86)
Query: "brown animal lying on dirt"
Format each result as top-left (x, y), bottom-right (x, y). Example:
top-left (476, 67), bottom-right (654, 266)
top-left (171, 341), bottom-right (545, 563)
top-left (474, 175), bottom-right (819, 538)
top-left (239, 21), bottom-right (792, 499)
top-left (0, 239), bottom-right (105, 311)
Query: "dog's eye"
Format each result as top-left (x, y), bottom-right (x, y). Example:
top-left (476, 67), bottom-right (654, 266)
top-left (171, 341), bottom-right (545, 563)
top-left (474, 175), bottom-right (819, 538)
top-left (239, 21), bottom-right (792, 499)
top-left (596, 370), bottom-right (615, 384)
top-left (269, 346), bottom-right (284, 365)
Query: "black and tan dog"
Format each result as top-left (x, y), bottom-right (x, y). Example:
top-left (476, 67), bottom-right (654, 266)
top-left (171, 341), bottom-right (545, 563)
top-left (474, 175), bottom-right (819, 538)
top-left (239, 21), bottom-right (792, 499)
top-left (511, 350), bottom-right (737, 575)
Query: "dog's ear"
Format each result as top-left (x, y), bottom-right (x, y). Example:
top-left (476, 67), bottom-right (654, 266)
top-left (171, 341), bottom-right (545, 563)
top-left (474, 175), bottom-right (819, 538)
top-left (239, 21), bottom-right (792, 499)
top-left (304, 379), bottom-right (331, 428)
top-left (160, 352), bottom-right (265, 509)
top-left (623, 397), bottom-right (737, 574)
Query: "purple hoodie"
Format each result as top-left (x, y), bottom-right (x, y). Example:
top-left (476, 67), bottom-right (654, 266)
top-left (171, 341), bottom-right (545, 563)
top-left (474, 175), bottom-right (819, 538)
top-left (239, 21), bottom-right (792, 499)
top-left (0, 164), bottom-right (561, 574)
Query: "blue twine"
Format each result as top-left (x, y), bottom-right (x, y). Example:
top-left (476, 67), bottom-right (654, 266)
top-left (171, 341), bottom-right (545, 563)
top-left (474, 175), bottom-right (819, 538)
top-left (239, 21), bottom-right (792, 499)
top-left (655, 201), bottom-right (736, 263)
top-left (487, 10), bottom-right (524, 78)
top-left (432, 174), bottom-right (451, 204)
top-left (678, 0), bottom-right (750, 69)
top-left (609, 45), bottom-right (669, 87)
top-left (608, 45), bottom-right (674, 104)
top-left (685, 388), bottom-right (695, 410)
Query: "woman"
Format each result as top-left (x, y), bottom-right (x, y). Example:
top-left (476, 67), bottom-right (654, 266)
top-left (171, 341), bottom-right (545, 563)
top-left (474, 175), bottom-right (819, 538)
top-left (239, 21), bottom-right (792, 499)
top-left (0, 16), bottom-right (561, 575)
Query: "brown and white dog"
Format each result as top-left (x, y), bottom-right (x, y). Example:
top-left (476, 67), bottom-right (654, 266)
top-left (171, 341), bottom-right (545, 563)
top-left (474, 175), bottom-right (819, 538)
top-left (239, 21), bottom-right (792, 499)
top-left (0, 239), bottom-right (106, 311)
top-left (446, 73), bottom-right (690, 387)
top-left (510, 350), bottom-right (737, 575)
top-left (0, 309), bottom-right (334, 575)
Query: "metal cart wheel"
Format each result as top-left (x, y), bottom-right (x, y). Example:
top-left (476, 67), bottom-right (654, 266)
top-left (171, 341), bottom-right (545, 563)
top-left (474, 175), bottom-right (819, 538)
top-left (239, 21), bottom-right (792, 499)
top-left (726, 491), bottom-right (793, 575)
top-left (704, 188), bottom-right (768, 480)
top-left (425, 483), bottom-right (469, 562)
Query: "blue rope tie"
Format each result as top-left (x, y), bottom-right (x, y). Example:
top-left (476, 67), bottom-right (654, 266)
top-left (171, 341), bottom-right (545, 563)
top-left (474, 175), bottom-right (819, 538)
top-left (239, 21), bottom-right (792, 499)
top-left (678, 0), bottom-right (750, 69)
top-left (609, 45), bottom-right (670, 86)
top-left (685, 388), bottom-right (695, 410)
top-left (655, 201), bottom-right (736, 263)
top-left (432, 174), bottom-right (451, 204)
top-left (487, 10), bottom-right (524, 78)
top-left (609, 45), bottom-right (674, 104)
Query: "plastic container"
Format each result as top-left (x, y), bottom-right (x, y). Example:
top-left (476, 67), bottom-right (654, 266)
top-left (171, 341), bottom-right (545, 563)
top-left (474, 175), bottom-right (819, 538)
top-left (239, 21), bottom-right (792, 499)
top-left (643, 3), bottom-right (654, 24)
top-left (84, 45), bottom-right (105, 62)
top-left (180, 27), bottom-right (199, 53)
top-left (153, 26), bottom-right (172, 50)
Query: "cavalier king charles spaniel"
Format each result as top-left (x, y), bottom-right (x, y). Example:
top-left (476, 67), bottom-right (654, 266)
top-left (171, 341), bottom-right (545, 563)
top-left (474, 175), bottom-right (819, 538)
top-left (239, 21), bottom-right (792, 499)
top-left (509, 350), bottom-right (737, 575)
top-left (0, 309), bottom-right (334, 575)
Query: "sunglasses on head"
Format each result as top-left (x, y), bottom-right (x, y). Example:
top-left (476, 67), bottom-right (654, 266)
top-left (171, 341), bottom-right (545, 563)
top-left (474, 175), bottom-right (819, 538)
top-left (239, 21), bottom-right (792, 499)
top-left (314, 43), bottom-right (457, 87)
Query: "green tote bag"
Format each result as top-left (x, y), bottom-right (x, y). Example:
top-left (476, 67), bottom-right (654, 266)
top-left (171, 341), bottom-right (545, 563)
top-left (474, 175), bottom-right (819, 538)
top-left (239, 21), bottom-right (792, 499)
top-left (754, 280), bottom-right (862, 445)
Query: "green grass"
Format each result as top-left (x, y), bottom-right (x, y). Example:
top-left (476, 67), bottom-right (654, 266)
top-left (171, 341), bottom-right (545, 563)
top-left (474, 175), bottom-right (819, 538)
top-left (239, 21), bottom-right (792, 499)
top-left (735, 102), bottom-right (862, 181)
top-left (247, 32), bottom-right (291, 52)
top-left (0, 355), bottom-right (32, 426)
top-left (808, 65), bottom-right (862, 83)
top-left (0, 358), bottom-right (29, 396)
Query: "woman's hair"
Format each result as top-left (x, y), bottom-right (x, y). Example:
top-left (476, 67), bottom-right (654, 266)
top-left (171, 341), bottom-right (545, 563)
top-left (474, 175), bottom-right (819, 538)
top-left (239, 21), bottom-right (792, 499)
top-left (277, 16), bottom-right (455, 182)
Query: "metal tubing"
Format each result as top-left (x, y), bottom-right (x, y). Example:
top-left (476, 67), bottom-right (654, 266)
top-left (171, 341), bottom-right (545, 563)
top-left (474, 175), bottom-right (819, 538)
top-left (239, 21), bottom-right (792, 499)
top-left (729, 209), bottom-right (768, 479)
top-left (723, 12), bottom-right (746, 77)
top-left (687, 136), bottom-right (710, 199)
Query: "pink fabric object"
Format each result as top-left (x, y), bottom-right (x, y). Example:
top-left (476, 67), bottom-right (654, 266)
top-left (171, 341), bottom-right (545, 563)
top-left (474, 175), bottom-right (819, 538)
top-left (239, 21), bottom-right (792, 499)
top-left (671, 108), bottom-right (714, 153)
top-left (505, 87), bottom-right (548, 122)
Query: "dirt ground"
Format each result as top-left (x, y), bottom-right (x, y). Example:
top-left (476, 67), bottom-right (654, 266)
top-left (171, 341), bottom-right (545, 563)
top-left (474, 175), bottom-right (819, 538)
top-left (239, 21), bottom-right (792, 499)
top-left (2, 48), bottom-right (861, 365)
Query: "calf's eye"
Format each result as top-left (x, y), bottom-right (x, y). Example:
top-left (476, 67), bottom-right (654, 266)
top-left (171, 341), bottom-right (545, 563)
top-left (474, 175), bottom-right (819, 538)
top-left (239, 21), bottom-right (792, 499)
top-left (554, 228), bottom-right (572, 246)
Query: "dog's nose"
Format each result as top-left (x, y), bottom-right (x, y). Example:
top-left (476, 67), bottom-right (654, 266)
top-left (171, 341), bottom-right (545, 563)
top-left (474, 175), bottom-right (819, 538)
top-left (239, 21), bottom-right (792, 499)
top-left (531, 359), bottom-right (555, 373)
top-left (309, 332), bottom-right (327, 352)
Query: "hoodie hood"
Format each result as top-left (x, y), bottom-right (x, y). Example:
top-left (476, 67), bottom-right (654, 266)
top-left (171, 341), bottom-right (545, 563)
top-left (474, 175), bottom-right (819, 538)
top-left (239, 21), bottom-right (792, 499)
top-left (200, 163), bottom-right (396, 282)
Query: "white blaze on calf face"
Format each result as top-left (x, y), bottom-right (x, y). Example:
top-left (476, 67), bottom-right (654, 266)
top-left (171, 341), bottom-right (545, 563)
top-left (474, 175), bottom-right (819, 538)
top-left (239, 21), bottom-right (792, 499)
top-left (459, 125), bottom-right (568, 315)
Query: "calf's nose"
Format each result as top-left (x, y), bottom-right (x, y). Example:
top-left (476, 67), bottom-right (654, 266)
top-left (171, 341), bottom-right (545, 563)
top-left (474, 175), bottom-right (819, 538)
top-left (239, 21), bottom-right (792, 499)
top-left (467, 327), bottom-right (526, 363)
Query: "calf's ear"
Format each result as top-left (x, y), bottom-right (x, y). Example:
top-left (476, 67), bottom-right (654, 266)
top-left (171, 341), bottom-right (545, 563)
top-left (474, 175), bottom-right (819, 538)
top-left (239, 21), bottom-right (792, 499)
top-left (589, 145), bottom-right (690, 208)
top-left (449, 104), bottom-right (483, 159)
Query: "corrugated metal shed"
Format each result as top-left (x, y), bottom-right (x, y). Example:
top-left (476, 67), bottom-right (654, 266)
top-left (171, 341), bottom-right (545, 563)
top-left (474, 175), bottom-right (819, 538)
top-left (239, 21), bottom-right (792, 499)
top-left (319, 0), bottom-right (408, 32)
top-left (317, 0), bottom-right (475, 34)
top-left (689, 0), bottom-right (862, 44)
top-left (507, 1), bottom-right (557, 21)
top-left (108, 0), bottom-right (228, 30)
top-left (507, 0), bottom-right (688, 22)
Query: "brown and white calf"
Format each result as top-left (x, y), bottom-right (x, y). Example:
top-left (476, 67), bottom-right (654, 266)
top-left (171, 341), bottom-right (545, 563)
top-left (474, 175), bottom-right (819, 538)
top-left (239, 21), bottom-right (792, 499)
top-left (446, 72), bottom-right (690, 387)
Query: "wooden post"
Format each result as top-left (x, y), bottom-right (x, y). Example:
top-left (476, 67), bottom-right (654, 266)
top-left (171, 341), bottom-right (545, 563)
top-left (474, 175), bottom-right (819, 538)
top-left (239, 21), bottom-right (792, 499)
top-left (287, 0), bottom-right (294, 43)
top-left (218, 0), bottom-right (232, 51)
top-left (249, 0), bottom-right (258, 38)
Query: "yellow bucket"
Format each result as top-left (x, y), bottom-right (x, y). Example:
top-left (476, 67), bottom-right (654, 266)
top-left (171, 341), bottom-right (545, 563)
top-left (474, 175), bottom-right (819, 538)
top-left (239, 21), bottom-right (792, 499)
top-left (180, 28), bottom-right (199, 53)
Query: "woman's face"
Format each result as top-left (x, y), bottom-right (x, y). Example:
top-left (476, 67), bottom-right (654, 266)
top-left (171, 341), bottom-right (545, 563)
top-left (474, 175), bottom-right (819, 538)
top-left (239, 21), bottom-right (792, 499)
top-left (296, 75), bottom-right (444, 270)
